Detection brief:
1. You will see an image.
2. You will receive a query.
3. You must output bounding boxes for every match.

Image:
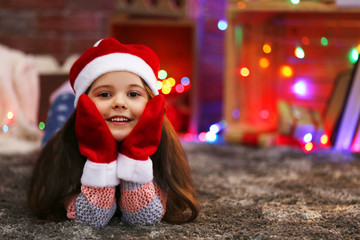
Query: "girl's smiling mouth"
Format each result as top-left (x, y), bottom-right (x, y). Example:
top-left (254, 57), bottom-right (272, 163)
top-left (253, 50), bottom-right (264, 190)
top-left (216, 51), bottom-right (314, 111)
top-left (107, 116), bottom-right (131, 123)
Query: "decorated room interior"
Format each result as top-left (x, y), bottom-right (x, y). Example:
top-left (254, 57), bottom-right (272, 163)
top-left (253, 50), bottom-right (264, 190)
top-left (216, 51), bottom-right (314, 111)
top-left (2, 0), bottom-right (360, 239)
top-left (2, 0), bottom-right (360, 153)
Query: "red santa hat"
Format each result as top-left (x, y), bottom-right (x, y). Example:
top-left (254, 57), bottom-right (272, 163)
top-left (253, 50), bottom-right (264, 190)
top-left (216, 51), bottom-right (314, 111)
top-left (69, 38), bottom-right (160, 106)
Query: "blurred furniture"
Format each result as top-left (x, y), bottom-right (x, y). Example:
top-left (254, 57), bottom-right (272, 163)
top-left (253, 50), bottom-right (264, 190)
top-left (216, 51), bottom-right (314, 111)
top-left (224, 0), bottom-right (360, 147)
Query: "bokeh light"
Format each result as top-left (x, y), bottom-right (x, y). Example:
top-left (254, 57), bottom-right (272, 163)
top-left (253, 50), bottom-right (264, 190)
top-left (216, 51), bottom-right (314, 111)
top-left (158, 70), bottom-right (167, 80)
top-left (263, 43), bottom-right (272, 54)
top-left (303, 133), bottom-right (313, 143)
top-left (209, 123), bottom-right (221, 134)
top-left (301, 36), bottom-right (310, 45)
top-left (304, 142), bottom-right (314, 152)
top-left (349, 48), bottom-right (359, 63)
top-left (259, 57), bottom-right (270, 68)
top-left (321, 37), bottom-right (328, 46)
top-left (232, 109), bottom-right (240, 119)
top-left (183, 133), bottom-right (194, 142)
top-left (162, 86), bottom-right (171, 95)
top-left (198, 132), bottom-right (207, 142)
top-left (281, 65), bottom-right (293, 77)
top-left (237, 1), bottom-right (246, 9)
top-left (260, 110), bottom-right (270, 119)
top-left (239, 67), bottom-right (250, 77)
top-left (175, 84), bottom-right (185, 93)
top-left (39, 122), bottom-right (46, 130)
top-left (295, 47), bottom-right (305, 59)
top-left (181, 77), bottom-right (190, 86)
top-left (157, 81), bottom-right (163, 90)
top-left (167, 77), bottom-right (176, 87)
top-left (320, 134), bottom-right (329, 145)
top-left (220, 120), bottom-right (227, 128)
top-left (206, 131), bottom-right (217, 142)
top-left (217, 19), bottom-right (228, 31)
top-left (7, 111), bottom-right (14, 120)
top-left (292, 80), bottom-right (307, 96)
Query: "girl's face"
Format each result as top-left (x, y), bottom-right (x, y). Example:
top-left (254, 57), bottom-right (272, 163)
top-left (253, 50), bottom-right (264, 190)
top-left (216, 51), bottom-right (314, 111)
top-left (87, 71), bottom-right (149, 142)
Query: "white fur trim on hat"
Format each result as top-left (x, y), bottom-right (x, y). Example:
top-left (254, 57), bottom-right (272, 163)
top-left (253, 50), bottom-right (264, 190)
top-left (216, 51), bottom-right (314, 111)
top-left (81, 160), bottom-right (120, 188)
top-left (73, 52), bottom-right (159, 107)
top-left (116, 153), bottom-right (153, 184)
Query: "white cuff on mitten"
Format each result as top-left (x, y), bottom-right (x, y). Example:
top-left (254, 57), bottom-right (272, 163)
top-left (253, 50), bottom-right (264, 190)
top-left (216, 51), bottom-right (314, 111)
top-left (116, 153), bottom-right (153, 184)
top-left (81, 160), bottom-right (120, 188)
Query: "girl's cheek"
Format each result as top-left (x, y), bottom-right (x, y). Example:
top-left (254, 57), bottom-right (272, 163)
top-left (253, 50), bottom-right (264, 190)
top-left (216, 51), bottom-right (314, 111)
top-left (139, 101), bottom-right (148, 115)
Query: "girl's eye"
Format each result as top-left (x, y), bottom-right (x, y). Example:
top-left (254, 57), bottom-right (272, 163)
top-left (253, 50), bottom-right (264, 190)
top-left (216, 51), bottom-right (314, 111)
top-left (128, 91), bottom-right (140, 97)
top-left (98, 92), bottom-right (111, 98)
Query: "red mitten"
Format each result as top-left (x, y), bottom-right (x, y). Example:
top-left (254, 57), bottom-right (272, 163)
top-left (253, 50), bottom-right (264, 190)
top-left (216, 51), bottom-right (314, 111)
top-left (76, 94), bottom-right (120, 188)
top-left (117, 94), bottom-right (165, 184)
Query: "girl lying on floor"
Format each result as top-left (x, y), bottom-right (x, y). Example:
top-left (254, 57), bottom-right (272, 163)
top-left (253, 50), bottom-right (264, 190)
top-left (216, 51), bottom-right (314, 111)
top-left (27, 38), bottom-right (199, 227)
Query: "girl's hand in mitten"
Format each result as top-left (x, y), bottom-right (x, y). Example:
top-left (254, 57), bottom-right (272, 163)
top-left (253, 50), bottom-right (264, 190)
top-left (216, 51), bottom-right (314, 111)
top-left (75, 94), bottom-right (120, 187)
top-left (117, 94), bottom-right (165, 184)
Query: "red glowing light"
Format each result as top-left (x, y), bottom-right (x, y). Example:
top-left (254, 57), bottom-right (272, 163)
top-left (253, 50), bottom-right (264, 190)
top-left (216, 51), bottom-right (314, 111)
top-left (198, 132), bottom-right (207, 142)
top-left (302, 36), bottom-right (310, 45)
top-left (183, 133), bottom-right (194, 142)
top-left (175, 84), bottom-right (185, 93)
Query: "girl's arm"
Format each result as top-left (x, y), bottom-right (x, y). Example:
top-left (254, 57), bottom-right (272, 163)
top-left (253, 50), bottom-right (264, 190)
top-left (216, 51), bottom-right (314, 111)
top-left (66, 186), bottom-right (117, 227)
top-left (69, 95), bottom-right (120, 227)
top-left (116, 95), bottom-right (167, 225)
top-left (119, 180), bottom-right (167, 225)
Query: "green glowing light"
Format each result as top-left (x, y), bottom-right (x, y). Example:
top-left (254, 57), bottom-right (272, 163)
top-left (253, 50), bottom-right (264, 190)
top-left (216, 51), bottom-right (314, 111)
top-left (349, 48), bottom-right (359, 63)
top-left (39, 122), bottom-right (46, 130)
top-left (320, 37), bottom-right (328, 46)
top-left (295, 47), bottom-right (305, 59)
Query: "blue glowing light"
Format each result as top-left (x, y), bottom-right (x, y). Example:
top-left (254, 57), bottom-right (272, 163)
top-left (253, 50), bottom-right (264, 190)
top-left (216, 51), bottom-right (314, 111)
top-left (206, 131), bottom-right (217, 142)
top-left (3, 125), bottom-right (8, 133)
top-left (219, 120), bottom-right (228, 129)
top-left (217, 19), bottom-right (228, 31)
top-left (209, 123), bottom-right (221, 134)
top-left (181, 77), bottom-right (190, 86)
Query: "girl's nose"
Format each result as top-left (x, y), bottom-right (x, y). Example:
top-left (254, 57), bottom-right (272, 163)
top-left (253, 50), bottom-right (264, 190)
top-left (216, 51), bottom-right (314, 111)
top-left (112, 95), bottom-right (127, 110)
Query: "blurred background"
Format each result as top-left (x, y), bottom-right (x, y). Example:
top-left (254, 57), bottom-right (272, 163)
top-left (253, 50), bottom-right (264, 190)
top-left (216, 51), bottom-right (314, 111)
top-left (1, 0), bottom-right (360, 154)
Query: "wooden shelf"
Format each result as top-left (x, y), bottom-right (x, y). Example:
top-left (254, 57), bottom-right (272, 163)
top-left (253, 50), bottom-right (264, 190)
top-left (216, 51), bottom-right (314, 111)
top-left (227, 0), bottom-right (360, 14)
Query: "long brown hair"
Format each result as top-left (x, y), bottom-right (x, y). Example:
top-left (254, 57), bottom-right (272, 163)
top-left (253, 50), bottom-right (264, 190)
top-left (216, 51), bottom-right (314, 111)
top-left (27, 83), bottom-right (199, 223)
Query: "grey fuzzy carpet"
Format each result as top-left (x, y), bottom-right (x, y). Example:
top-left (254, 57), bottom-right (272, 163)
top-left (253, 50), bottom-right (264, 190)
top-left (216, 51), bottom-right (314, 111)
top-left (1, 142), bottom-right (360, 239)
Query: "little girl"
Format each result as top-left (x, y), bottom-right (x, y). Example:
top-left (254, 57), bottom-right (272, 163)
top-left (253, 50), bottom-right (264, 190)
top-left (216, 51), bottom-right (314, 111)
top-left (27, 38), bottom-right (199, 227)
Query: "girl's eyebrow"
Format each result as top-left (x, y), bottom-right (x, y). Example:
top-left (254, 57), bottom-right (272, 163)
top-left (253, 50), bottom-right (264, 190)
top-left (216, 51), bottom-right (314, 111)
top-left (129, 84), bottom-right (145, 89)
top-left (91, 85), bottom-right (113, 91)
top-left (91, 83), bottom-right (145, 92)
